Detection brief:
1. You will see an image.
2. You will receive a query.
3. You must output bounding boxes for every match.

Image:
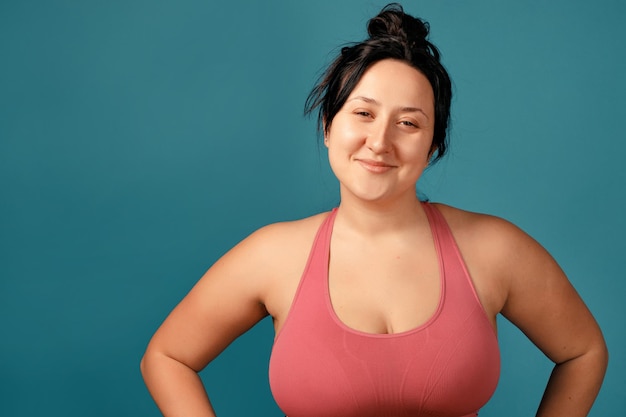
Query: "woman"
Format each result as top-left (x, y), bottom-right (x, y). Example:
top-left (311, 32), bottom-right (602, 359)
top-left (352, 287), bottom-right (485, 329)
top-left (140, 4), bottom-right (607, 416)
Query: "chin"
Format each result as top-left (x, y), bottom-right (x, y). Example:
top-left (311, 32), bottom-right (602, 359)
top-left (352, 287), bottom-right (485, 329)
top-left (343, 186), bottom-right (394, 203)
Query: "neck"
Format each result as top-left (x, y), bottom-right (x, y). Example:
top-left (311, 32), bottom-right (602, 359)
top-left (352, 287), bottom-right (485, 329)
top-left (334, 192), bottom-right (428, 237)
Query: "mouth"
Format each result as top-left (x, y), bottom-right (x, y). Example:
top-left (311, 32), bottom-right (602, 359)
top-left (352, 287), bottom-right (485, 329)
top-left (355, 158), bottom-right (397, 173)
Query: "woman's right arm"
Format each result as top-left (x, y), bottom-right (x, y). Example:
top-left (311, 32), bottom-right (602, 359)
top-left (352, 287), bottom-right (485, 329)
top-left (140, 225), bottom-right (280, 417)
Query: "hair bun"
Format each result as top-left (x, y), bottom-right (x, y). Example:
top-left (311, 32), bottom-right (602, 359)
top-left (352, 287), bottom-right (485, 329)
top-left (367, 3), bottom-right (430, 49)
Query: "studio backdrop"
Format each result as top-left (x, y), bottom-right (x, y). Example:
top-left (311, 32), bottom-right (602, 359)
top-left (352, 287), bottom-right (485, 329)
top-left (1, 1), bottom-right (624, 416)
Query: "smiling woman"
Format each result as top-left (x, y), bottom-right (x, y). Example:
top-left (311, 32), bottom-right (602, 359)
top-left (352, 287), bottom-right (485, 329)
top-left (140, 3), bottom-right (607, 417)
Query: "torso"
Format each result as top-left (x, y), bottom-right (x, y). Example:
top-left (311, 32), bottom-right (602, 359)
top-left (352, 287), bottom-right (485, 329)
top-left (266, 202), bottom-right (501, 417)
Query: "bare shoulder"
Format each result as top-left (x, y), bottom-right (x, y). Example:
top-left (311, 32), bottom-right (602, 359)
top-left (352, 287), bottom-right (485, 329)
top-left (430, 202), bottom-right (538, 257)
top-left (431, 201), bottom-right (553, 269)
top-left (234, 211), bottom-right (331, 320)
top-left (201, 210), bottom-right (331, 298)
top-left (259, 211), bottom-right (330, 239)
top-left (239, 211), bottom-right (331, 262)
top-left (429, 202), bottom-right (551, 318)
top-left (432, 203), bottom-right (521, 236)
top-left (226, 211), bottom-right (331, 286)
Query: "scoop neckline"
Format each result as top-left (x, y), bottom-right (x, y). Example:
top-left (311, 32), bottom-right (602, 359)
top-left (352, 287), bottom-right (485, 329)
top-left (323, 203), bottom-right (446, 338)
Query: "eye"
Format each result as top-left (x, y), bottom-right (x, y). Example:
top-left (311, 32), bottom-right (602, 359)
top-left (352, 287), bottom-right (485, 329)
top-left (353, 110), bottom-right (373, 118)
top-left (399, 120), bottom-right (418, 128)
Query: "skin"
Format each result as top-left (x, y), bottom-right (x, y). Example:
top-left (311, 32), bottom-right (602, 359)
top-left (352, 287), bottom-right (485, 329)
top-left (140, 59), bottom-right (608, 417)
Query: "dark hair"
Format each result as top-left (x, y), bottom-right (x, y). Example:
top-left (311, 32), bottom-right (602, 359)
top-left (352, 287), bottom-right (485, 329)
top-left (305, 3), bottom-right (452, 163)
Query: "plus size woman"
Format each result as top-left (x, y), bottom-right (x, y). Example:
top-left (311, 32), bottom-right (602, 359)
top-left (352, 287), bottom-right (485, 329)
top-left (141, 4), bottom-right (607, 416)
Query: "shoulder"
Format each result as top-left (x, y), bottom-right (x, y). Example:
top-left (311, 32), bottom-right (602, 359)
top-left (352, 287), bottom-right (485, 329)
top-left (431, 201), bottom-right (550, 271)
top-left (241, 211), bottom-right (331, 255)
top-left (430, 202), bottom-right (533, 253)
top-left (220, 211), bottom-right (332, 284)
top-left (199, 210), bottom-right (333, 307)
top-left (232, 211), bottom-right (332, 315)
top-left (429, 202), bottom-right (553, 315)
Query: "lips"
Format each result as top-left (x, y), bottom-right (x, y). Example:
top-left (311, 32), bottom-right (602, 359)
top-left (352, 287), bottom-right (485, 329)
top-left (355, 158), bottom-right (397, 173)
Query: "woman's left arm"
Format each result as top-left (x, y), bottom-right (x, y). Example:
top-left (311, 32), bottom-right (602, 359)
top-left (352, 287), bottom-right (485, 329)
top-left (496, 220), bottom-right (608, 417)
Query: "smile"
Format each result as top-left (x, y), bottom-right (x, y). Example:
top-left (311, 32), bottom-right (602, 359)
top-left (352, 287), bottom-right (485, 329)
top-left (355, 158), bottom-right (397, 173)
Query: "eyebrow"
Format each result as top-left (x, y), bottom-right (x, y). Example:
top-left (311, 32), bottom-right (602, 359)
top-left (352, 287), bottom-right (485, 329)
top-left (348, 96), bottom-right (429, 119)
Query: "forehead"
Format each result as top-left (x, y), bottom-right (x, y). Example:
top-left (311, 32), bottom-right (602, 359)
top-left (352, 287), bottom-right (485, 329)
top-left (348, 59), bottom-right (434, 110)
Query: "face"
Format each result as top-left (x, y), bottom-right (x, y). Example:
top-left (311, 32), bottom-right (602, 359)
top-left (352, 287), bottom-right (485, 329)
top-left (325, 59), bottom-right (435, 204)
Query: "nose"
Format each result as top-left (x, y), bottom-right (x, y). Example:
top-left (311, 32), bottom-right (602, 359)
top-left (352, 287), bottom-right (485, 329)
top-left (366, 120), bottom-right (393, 154)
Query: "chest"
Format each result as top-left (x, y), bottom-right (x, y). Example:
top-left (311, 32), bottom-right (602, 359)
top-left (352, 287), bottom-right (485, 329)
top-left (269, 232), bottom-right (500, 417)
top-left (327, 239), bottom-right (441, 334)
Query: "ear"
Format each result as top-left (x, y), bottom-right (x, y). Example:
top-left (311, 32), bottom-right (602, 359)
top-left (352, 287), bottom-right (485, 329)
top-left (428, 143), bottom-right (438, 160)
top-left (323, 125), bottom-right (330, 147)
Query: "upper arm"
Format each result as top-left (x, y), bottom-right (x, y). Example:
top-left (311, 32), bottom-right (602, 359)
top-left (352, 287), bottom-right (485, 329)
top-left (494, 220), bottom-right (605, 364)
top-left (144, 225), bottom-right (281, 372)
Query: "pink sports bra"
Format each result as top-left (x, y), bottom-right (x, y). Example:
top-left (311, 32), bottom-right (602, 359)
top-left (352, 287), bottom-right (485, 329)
top-left (269, 203), bottom-right (500, 417)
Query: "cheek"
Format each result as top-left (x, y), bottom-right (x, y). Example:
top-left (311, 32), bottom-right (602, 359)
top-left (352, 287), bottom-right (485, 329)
top-left (327, 122), bottom-right (366, 151)
top-left (326, 125), bottom-right (362, 175)
top-left (399, 140), bottom-right (433, 167)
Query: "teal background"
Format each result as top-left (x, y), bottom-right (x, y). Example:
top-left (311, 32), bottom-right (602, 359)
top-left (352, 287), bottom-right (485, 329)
top-left (1, 0), bottom-right (624, 416)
